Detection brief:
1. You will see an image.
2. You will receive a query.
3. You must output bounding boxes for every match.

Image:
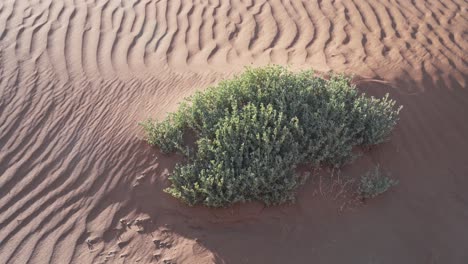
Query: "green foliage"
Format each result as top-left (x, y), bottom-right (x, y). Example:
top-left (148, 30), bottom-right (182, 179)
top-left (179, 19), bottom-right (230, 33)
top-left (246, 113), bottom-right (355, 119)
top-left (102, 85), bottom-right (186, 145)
top-left (358, 166), bottom-right (399, 199)
top-left (140, 117), bottom-right (184, 153)
top-left (141, 66), bottom-right (402, 207)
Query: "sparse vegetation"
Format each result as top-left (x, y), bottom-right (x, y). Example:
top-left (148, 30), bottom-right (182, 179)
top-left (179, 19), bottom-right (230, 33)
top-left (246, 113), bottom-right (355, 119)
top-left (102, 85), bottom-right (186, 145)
top-left (141, 66), bottom-right (402, 207)
top-left (358, 166), bottom-right (399, 199)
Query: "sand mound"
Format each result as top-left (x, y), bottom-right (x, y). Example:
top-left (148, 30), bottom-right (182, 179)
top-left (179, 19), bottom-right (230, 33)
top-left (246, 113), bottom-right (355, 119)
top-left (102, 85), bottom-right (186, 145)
top-left (0, 0), bottom-right (467, 263)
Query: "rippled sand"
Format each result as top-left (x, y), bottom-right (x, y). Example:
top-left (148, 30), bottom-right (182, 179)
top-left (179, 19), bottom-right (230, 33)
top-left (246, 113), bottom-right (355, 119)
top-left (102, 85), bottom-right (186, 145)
top-left (0, 0), bottom-right (467, 263)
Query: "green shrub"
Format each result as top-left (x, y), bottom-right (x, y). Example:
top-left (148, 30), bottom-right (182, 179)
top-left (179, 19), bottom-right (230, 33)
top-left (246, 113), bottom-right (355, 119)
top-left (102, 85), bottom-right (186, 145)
top-left (140, 117), bottom-right (184, 153)
top-left (142, 66), bottom-right (402, 207)
top-left (358, 166), bottom-right (399, 199)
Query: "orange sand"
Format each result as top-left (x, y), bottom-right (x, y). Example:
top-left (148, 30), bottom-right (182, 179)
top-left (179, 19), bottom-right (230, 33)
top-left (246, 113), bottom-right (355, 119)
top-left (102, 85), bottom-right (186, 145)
top-left (0, 0), bottom-right (467, 263)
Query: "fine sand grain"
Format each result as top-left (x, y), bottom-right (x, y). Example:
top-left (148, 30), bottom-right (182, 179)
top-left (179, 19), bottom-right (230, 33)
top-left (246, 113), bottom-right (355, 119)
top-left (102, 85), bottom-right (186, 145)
top-left (0, 0), bottom-right (467, 263)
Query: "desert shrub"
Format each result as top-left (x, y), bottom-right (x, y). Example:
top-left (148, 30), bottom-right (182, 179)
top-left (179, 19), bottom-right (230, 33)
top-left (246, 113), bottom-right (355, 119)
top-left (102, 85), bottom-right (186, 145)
top-left (142, 66), bottom-right (401, 207)
top-left (358, 166), bottom-right (399, 199)
top-left (140, 117), bottom-right (184, 153)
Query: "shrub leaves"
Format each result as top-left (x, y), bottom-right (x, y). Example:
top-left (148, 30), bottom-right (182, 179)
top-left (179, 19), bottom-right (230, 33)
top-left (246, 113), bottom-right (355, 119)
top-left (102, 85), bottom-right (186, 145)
top-left (142, 66), bottom-right (402, 207)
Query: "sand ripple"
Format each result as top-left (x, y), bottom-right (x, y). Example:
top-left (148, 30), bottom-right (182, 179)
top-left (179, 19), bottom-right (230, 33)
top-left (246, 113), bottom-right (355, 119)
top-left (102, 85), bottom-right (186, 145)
top-left (1, 0), bottom-right (467, 263)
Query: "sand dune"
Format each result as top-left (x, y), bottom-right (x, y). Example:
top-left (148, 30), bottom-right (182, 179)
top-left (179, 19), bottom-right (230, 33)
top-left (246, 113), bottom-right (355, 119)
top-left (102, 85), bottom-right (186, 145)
top-left (0, 0), bottom-right (467, 263)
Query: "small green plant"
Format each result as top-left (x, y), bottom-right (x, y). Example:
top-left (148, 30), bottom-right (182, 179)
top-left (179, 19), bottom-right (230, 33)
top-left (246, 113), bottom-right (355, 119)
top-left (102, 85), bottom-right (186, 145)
top-left (141, 66), bottom-right (402, 207)
top-left (358, 166), bottom-right (398, 199)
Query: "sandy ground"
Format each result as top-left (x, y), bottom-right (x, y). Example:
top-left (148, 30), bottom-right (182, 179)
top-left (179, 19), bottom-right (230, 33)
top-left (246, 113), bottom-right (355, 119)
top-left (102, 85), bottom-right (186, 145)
top-left (0, 0), bottom-right (467, 263)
